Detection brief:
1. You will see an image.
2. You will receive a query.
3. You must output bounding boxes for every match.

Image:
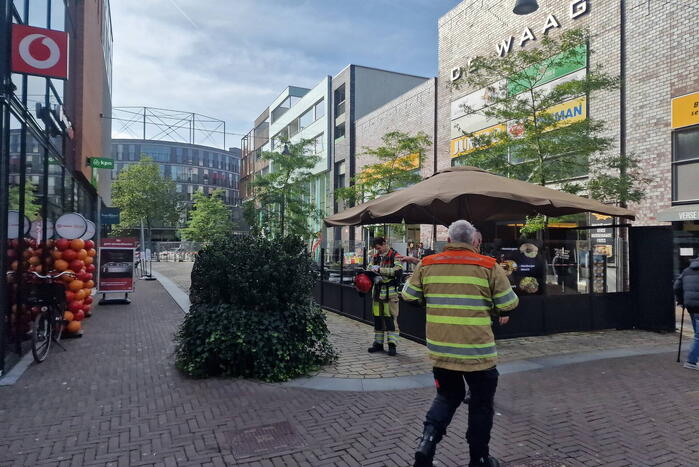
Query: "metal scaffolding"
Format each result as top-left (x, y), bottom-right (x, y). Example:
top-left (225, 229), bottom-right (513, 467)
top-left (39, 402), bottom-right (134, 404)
top-left (112, 106), bottom-right (227, 150)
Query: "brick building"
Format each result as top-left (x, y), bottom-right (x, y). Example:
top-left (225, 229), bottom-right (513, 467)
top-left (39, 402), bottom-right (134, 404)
top-left (438, 0), bottom-right (699, 274)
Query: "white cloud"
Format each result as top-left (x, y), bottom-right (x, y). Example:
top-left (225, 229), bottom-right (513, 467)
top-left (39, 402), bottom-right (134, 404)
top-left (110, 0), bottom-right (457, 146)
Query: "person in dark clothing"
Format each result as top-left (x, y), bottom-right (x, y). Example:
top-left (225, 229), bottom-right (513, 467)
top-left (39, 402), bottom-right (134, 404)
top-left (674, 256), bottom-right (699, 370)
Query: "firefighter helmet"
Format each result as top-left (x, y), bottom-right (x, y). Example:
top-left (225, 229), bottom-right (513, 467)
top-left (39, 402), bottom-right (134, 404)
top-left (354, 272), bottom-right (373, 294)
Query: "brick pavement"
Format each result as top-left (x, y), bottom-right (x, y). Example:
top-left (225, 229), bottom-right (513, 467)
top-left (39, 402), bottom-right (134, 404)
top-left (0, 279), bottom-right (698, 466)
top-left (151, 262), bottom-right (688, 380)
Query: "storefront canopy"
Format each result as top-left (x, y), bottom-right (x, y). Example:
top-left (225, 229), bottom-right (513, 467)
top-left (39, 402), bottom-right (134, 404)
top-left (324, 166), bottom-right (635, 226)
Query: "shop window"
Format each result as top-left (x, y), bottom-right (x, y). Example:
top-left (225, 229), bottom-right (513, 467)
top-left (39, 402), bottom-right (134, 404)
top-left (672, 126), bottom-right (699, 202)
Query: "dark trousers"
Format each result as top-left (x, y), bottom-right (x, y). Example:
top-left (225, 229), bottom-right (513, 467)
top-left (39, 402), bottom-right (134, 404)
top-left (424, 366), bottom-right (499, 462)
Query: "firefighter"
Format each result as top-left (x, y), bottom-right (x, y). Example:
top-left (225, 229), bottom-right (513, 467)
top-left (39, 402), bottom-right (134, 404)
top-left (402, 220), bottom-right (519, 467)
top-left (367, 236), bottom-right (403, 356)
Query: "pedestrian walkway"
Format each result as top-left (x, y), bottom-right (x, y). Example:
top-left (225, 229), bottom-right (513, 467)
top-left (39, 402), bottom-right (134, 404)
top-left (152, 262), bottom-right (687, 382)
top-left (1, 278), bottom-right (698, 466)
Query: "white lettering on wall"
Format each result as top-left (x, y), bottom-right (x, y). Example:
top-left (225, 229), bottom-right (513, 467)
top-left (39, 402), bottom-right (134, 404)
top-left (542, 14), bottom-right (560, 34)
top-left (570, 0), bottom-right (589, 19)
top-left (451, 67), bottom-right (463, 81)
top-left (496, 37), bottom-right (513, 57)
top-left (519, 27), bottom-right (536, 47)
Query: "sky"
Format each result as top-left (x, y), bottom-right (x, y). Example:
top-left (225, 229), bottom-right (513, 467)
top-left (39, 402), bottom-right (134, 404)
top-left (109, 0), bottom-right (460, 148)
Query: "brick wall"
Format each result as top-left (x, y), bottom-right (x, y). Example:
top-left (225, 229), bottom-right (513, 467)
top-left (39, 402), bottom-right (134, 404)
top-left (353, 78), bottom-right (446, 245)
top-left (438, 0), bottom-right (699, 226)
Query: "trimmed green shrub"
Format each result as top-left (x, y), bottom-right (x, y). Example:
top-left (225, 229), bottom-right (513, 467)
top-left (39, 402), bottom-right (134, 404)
top-left (175, 235), bottom-right (336, 381)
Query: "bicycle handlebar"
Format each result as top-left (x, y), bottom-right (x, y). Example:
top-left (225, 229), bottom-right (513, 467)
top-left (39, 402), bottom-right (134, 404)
top-left (6, 270), bottom-right (75, 280)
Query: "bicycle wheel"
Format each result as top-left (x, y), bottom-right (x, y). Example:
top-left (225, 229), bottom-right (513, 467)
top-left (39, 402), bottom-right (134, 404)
top-left (31, 311), bottom-right (52, 363)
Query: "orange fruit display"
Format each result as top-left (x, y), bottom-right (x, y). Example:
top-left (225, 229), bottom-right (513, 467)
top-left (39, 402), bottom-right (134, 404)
top-left (77, 249), bottom-right (88, 260)
top-left (65, 321), bottom-right (81, 333)
top-left (54, 259), bottom-right (69, 271)
top-left (70, 239), bottom-right (85, 251)
top-left (63, 311), bottom-right (74, 322)
top-left (68, 280), bottom-right (84, 292)
top-left (87, 248), bottom-right (96, 257)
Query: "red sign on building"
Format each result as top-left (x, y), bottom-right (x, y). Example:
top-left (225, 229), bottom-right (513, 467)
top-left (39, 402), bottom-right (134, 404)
top-left (11, 24), bottom-right (69, 79)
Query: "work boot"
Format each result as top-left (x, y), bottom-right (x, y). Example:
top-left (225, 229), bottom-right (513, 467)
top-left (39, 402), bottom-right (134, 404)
top-left (388, 343), bottom-right (397, 356)
top-left (469, 455), bottom-right (501, 467)
top-left (414, 425), bottom-right (440, 467)
top-left (367, 342), bottom-right (384, 353)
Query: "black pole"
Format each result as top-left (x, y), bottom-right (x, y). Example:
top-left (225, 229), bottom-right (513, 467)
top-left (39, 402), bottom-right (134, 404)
top-left (339, 247), bottom-right (344, 314)
top-left (0, 0), bottom-right (12, 376)
top-left (319, 247), bottom-right (325, 308)
top-left (677, 306), bottom-right (686, 363)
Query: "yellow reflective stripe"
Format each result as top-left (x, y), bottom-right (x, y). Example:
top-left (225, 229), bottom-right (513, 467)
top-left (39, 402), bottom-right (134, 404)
top-left (409, 283), bottom-right (423, 292)
top-left (496, 296), bottom-right (519, 309)
top-left (426, 314), bottom-right (492, 326)
top-left (426, 338), bottom-right (495, 349)
top-left (422, 276), bottom-right (489, 287)
top-left (425, 293), bottom-right (490, 300)
top-left (428, 350), bottom-right (498, 360)
top-left (493, 289), bottom-right (514, 299)
top-left (426, 303), bottom-right (491, 311)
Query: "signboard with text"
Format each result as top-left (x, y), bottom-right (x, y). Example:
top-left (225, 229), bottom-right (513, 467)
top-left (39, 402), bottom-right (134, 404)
top-left (11, 24), bottom-right (69, 79)
top-left (88, 157), bottom-right (115, 169)
top-left (671, 91), bottom-right (699, 129)
top-left (97, 238), bottom-right (137, 293)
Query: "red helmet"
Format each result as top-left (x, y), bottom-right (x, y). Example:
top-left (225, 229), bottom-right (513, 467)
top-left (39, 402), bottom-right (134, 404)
top-left (354, 273), bottom-right (373, 294)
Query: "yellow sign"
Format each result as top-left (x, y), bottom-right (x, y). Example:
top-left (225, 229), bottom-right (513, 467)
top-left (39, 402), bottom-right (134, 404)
top-left (546, 96), bottom-right (587, 126)
top-left (358, 152), bottom-right (420, 180)
top-left (672, 92), bottom-right (699, 129)
top-left (450, 124), bottom-right (506, 158)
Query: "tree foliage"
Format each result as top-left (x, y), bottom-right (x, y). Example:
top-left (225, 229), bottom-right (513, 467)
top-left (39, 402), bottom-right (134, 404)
top-left (244, 139), bottom-right (321, 240)
top-left (452, 28), bottom-right (647, 233)
top-left (335, 131), bottom-right (431, 205)
top-left (453, 28), bottom-right (620, 187)
top-left (179, 188), bottom-right (234, 244)
top-left (111, 156), bottom-right (179, 241)
top-left (9, 182), bottom-right (40, 220)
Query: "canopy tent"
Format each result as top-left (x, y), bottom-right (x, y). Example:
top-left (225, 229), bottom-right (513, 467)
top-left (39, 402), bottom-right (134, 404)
top-left (324, 166), bottom-right (635, 227)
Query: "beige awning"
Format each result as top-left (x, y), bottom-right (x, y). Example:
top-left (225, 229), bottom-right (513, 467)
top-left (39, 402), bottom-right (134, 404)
top-left (325, 166), bottom-right (636, 227)
top-left (656, 204), bottom-right (699, 222)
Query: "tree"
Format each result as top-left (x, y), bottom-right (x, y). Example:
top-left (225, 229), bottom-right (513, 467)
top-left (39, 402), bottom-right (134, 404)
top-left (244, 139), bottom-right (321, 240)
top-left (180, 188), bottom-right (235, 244)
top-left (111, 156), bottom-right (179, 243)
top-left (336, 131), bottom-right (431, 205)
top-left (335, 131), bottom-right (431, 242)
top-left (452, 28), bottom-right (647, 232)
top-left (9, 182), bottom-right (40, 219)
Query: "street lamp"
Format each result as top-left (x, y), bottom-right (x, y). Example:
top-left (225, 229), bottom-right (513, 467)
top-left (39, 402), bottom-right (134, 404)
top-left (513, 0), bottom-right (538, 15)
top-left (282, 144), bottom-right (290, 156)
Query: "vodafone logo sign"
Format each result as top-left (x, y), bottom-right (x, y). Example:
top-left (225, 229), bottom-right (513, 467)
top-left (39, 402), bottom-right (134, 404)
top-left (11, 24), bottom-right (68, 79)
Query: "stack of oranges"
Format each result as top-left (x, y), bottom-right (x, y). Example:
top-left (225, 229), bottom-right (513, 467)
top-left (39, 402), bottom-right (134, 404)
top-left (52, 238), bottom-right (97, 335)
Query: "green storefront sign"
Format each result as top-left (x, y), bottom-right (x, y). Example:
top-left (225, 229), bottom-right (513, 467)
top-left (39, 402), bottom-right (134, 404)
top-left (88, 157), bottom-right (114, 169)
top-left (508, 44), bottom-right (587, 96)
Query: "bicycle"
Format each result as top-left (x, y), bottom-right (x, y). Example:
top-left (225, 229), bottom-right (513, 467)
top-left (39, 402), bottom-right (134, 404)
top-left (8, 270), bottom-right (74, 363)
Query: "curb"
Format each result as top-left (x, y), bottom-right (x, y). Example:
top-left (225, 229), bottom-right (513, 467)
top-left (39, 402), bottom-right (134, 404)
top-left (150, 270), bottom-right (190, 313)
top-left (282, 344), bottom-right (690, 392)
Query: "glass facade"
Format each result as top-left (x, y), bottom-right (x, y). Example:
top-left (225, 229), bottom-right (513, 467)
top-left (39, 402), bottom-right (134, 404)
top-left (2, 0), bottom-right (107, 374)
top-left (111, 140), bottom-right (241, 206)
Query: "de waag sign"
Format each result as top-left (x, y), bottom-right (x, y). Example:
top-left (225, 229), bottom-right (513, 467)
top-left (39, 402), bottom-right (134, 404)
top-left (98, 238), bottom-right (137, 304)
top-left (11, 24), bottom-right (69, 79)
